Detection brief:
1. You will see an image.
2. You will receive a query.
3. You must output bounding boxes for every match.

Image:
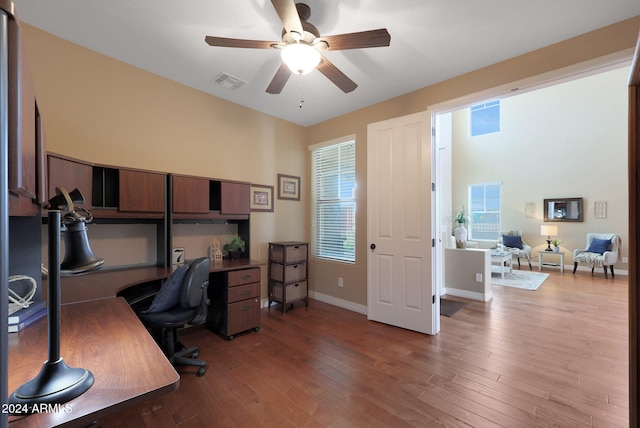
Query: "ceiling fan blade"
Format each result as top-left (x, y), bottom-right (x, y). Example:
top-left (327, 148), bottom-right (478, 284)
top-left (316, 56), bottom-right (357, 93)
top-left (271, 0), bottom-right (303, 37)
top-left (205, 36), bottom-right (278, 49)
top-left (266, 62), bottom-right (293, 94)
top-left (319, 29), bottom-right (391, 51)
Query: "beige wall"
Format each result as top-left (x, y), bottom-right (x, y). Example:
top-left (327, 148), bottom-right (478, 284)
top-left (22, 16), bottom-right (640, 308)
top-left (306, 16), bottom-right (640, 307)
top-left (451, 67), bottom-right (629, 269)
top-left (22, 24), bottom-right (310, 301)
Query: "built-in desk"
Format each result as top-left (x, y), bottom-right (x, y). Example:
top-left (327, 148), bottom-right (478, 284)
top-left (8, 297), bottom-right (180, 428)
top-left (11, 259), bottom-right (263, 426)
top-left (45, 259), bottom-right (264, 304)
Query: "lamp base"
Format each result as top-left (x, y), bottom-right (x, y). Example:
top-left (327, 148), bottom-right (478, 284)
top-left (545, 240), bottom-right (553, 251)
top-left (9, 358), bottom-right (94, 414)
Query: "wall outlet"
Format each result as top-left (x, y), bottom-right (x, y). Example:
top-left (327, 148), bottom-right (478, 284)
top-left (338, 277), bottom-right (344, 287)
top-left (623, 256), bottom-right (629, 264)
top-left (475, 273), bottom-right (483, 282)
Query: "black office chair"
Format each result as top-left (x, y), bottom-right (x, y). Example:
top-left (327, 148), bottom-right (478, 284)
top-left (137, 257), bottom-right (210, 376)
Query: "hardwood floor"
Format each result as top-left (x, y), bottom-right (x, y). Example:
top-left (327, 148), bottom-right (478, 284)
top-left (98, 269), bottom-right (628, 427)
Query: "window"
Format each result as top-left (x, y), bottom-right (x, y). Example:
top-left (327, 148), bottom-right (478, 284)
top-left (468, 183), bottom-right (501, 240)
top-left (470, 100), bottom-right (500, 136)
top-left (310, 138), bottom-right (356, 263)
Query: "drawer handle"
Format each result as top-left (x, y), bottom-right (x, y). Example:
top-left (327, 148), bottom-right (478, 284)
top-left (294, 246), bottom-right (299, 249)
top-left (241, 274), bottom-right (252, 280)
top-left (294, 283), bottom-right (300, 287)
top-left (293, 265), bottom-right (298, 269)
top-left (241, 290), bottom-right (250, 296)
top-left (241, 306), bottom-right (250, 311)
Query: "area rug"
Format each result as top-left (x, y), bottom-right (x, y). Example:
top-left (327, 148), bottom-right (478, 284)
top-left (440, 298), bottom-right (466, 317)
top-left (492, 270), bottom-right (549, 290)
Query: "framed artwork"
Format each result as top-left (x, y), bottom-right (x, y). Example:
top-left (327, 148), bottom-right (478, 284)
top-left (277, 174), bottom-right (300, 201)
top-left (250, 184), bottom-right (274, 212)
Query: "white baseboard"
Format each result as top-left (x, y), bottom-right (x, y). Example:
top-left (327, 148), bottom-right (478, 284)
top-left (261, 291), bottom-right (368, 315)
top-left (533, 262), bottom-right (628, 276)
top-left (309, 290), bottom-right (368, 315)
top-left (442, 287), bottom-right (492, 301)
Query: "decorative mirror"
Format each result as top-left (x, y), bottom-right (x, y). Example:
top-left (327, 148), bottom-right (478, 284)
top-left (543, 197), bottom-right (583, 222)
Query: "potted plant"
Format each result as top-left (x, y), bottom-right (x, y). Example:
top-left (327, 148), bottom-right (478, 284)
top-left (452, 207), bottom-right (470, 249)
top-left (551, 239), bottom-right (562, 252)
top-left (223, 235), bottom-right (245, 260)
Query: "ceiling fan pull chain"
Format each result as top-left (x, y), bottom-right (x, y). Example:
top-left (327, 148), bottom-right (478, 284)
top-left (298, 74), bottom-right (305, 109)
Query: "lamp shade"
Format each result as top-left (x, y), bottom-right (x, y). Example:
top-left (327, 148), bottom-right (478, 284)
top-left (540, 225), bottom-right (558, 237)
top-left (281, 43), bottom-right (321, 75)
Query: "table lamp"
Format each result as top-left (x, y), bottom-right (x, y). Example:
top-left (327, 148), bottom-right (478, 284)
top-left (9, 187), bottom-right (103, 413)
top-left (540, 225), bottom-right (558, 252)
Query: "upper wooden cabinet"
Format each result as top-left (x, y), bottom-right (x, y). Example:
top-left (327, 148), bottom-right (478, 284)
top-left (119, 169), bottom-right (165, 213)
top-left (172, 175), bottom-right (209, 214)
top-left (8, 17), bottom-right (46, 216)
top-left (219, 181), bottom-right (250, 215)
top-left (91, 164), bottom-right (166, 219)
top-left (47, 154), bottom-right (166, 219)
top-left (170, 174), bottom-right (250, 219)
top-left (47, 154), bottom-right (92, 209)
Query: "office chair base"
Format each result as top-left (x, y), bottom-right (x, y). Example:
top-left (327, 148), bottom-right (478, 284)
top-left (173, 345), bottom-right (207, 377)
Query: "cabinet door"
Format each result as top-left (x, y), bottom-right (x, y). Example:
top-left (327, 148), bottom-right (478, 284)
top-left (119, 170), bottom-right (165, 213)
top-left (48, 155), bottom-right (92, 209)
top-left (8, 20), bottom-right (36, 200)
top-left (172, 175), bottom-right (209, 214)
top-left (227, 298), bottom-right (260, 336)
top-left (220, 181), bottom-right (250, 215)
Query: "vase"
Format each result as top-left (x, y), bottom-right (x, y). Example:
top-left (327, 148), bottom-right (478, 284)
top-left (453, 223), bottom-right (467, 249)
top-left (553, 246), bottom-right (559, 253)
top-left (229, 250), bottom-right (242, 260)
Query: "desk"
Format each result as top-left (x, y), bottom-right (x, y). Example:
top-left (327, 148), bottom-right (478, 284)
top-left (8, 297), bottom-right (180, 428)
top-left (47, 259), bottom-right (264, 304)
top-left (538, 251), bottom-right (565, 273)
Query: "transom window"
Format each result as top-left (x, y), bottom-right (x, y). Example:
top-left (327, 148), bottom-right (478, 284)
top-left (470, 100), bottom-right (500, 136)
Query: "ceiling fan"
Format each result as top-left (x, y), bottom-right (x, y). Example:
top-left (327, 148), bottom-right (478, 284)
top-left (204, 0), bottom-right (391, 94)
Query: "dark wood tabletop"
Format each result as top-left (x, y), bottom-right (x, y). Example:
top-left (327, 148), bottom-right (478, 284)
top-left (8, 297), bottom-right (180, 427)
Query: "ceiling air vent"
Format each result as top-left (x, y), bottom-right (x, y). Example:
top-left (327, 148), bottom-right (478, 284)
top-left (213, 72), bottom-right (247, 90)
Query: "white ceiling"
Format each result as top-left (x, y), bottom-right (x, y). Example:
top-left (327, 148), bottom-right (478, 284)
top-left (11, 0), bottom-right (640, 126)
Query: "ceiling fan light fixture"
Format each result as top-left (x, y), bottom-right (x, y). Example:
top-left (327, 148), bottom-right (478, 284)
top-left (281, 42), bottom-right (321, 75)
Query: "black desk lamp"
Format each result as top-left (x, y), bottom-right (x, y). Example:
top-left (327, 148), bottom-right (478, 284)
top-left (9, 187), bottom-right (103, 413)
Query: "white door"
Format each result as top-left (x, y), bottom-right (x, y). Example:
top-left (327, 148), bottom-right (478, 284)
top-left (367, 111), bottom-right (438, 335)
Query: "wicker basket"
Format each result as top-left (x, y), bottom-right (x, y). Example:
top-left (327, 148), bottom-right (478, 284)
top-left (270, 280), bottom-right (307, 303)
top-left (270, 262), bottom-right (307, 282)
top-left (269, 243), bottom-right (308, 264)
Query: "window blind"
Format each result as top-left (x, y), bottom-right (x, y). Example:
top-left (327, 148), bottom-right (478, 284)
top-left (311, 140), bottom-right (356, 263)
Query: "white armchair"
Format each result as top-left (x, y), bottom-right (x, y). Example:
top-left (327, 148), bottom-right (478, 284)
top-left (499, 230), bottom-right (532, 270)
top-left (573, 233), bottom-right (620, 279)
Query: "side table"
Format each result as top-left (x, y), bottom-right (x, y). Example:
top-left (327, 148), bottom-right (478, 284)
top-left (538, 251), bottom-right (565, 273)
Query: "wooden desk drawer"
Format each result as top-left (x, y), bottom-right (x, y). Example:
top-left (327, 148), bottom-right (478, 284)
top-left (228, 282), bottom-right (259, 303)
top-left (228, 267), bottom-right (261, 287)
top-left (227, 298), bottom-right (260, 336)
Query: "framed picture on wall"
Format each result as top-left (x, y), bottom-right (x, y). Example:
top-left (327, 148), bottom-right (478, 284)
top-left (250, 184), bottom-right (274, 212)
top-left (277, 174), bottom-right (300, 201)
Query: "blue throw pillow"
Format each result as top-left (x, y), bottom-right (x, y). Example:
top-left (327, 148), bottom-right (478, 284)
top-left (502, 235), bottom-right (523, 249)
top-left (142, 265), bottom-right (188, 314)
top-left (587, 238), bottom-right (611, 255)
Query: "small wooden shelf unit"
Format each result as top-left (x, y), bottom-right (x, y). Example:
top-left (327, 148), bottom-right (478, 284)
top-left (268, 242), bottom-right (309, 313)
